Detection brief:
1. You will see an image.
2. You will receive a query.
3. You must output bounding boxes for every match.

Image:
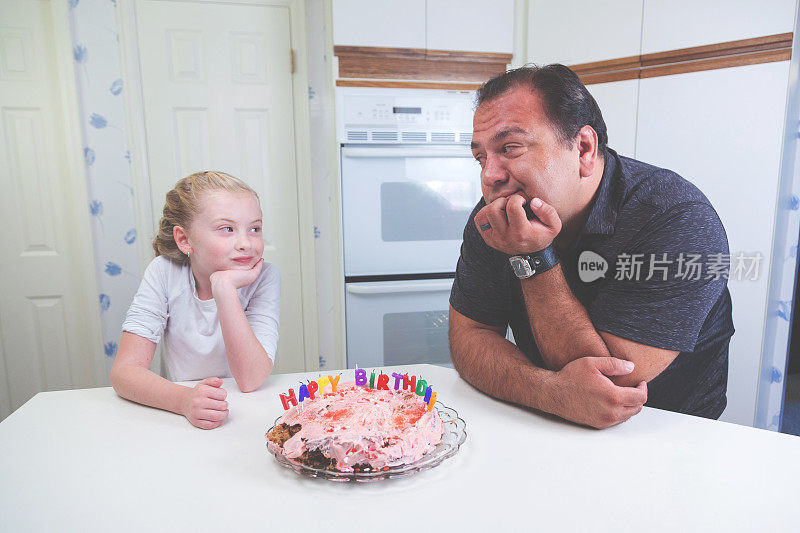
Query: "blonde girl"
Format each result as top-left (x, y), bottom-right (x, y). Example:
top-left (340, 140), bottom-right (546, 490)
top-left (111, 171), bottom-right (279, 429)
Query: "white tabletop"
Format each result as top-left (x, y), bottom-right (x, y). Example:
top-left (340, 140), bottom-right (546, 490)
top-left (1, 364), bottom-right (798, 531)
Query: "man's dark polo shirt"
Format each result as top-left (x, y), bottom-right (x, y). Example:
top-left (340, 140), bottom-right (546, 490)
top-left (450, 148), bottom-right (735, 419)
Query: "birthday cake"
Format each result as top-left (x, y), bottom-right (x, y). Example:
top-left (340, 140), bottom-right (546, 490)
top-left (266, 371), bottom-right (444, 472)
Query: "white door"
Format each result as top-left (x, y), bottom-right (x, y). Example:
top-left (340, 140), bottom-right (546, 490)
top-left (0, 0), bottom-right (103, 420)
top-left (133, 0), bottom-right (305, 373)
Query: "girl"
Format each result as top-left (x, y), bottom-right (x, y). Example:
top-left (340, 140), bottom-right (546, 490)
top-left (110, 171), bottom-right (279, 430)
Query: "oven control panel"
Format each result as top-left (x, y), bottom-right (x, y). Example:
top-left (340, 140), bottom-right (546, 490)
top-left (336, 87), bottom-right (476, 143)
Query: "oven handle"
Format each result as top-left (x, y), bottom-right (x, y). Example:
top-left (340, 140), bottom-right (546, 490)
top-left (346, 280), bottom-right (454, 294)
top-left (341, 147), bottom-right (473, 158)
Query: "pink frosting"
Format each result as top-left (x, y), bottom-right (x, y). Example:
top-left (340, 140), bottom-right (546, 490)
top-left (272, 382), bottom-right (444, 471)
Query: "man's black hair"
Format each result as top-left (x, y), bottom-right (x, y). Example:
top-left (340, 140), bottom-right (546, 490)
top-left (476, 64), bottom-right (609, 157)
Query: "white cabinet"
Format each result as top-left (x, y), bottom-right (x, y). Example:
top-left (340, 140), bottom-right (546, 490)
top-left (527, 0), bottom-right (643, 65)
top-left (641, 0), bottom-right (797, 54)
top-left (332, 0), bottom-right (514, 52)
top-left (585, 79), bottom-right (640, 158)
top-left (635, 61), bottom-right (791, 426)
top-left (332, 0), bottom-right (426, 48)
top-left (426, 0), bottom-right (514, 53)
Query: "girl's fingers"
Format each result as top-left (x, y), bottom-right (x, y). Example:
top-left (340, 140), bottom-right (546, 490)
top-left (200, 398), bottom-right (228, 411)
top-left (195, 419), bottom-right (222, 430)
top-left (203, 386), bottom-right (227, 401)
top-left (197, 408), bottom-right (229, 422)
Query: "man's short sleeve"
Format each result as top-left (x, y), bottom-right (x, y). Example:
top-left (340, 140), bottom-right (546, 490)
top-left (449, 204), bottom-right (509, 328)
top-left (244, 263), bottom-right (281, 362)
top-left (589, 202), bottom-right (729, 352)
top-left (122, 257), bottom-right (170, 343)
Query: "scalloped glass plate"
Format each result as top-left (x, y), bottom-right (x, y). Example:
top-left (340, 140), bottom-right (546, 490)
top-left (266, 402), bottom-right (466, 482)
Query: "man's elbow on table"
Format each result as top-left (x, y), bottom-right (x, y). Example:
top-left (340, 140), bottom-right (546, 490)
top-left (599, 330), bottom-right (679, 388)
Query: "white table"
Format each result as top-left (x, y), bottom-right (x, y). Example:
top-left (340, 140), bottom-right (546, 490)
top-left (1, 364), bottom-right (798, 531)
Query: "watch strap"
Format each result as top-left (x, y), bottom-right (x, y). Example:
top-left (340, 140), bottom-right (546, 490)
top-left (509, 244), bottom-right (560, 279)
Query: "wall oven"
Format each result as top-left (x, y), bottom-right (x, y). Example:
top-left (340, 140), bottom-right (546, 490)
top-left (336, 87), bottom-right (481, 369)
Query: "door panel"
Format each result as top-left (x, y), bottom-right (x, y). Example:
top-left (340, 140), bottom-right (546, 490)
top-left (0, 0), bottom-right (100, 419)
top-left (135, 0), bottom-right (305, 373)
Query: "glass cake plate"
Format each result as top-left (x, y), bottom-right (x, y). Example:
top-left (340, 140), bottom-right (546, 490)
top-left (266, 402), bottom-right (467, 482)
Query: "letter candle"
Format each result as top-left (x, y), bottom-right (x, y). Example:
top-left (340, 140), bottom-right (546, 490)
top-left (279, 388), bottom-right (297, 410)
top-left (278, 369), bottom-right (438, 413)
top-left (402, 374), bottom-right (416, 392)
top-left (376, 373), bottom-right (390, 390)
top-left (329, 374), bottom-right (341, 392)
top-left (317, 375), bottom-right (330, 395)
top-left (307, 380), bottom-right (319, 400)
top-left (298, 383), bottom-right (310, 402)
top-left (426, 392), bottom-right (437, 411)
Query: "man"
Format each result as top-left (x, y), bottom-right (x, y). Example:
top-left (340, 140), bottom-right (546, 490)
top-left (449, 64), bottom-right (734, 429)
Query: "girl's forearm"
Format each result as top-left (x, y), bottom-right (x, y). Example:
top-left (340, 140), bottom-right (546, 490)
top-left (110, 365), bottom-right (189, 415)
top-left (213, 285), bottom-right (272, 392)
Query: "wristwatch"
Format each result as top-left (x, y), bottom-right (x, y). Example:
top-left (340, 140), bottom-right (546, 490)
top-left (509, 245), bottom-right (560, 279)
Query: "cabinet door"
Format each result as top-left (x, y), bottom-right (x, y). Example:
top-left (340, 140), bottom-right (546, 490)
top-left (528, 0), bottom-right (643, 64)
top-left (586, 79), bottom-right (640, 158)
top-left (332, 0), bottom-right (426, 48)
top-left (426, 0), bottom-right (514, 53)
top-left (642, 0), bottom-right (796, 54)
top-left (635, 61), bottom-right (791, 426)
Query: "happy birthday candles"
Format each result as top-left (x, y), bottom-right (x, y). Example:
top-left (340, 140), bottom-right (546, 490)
top-left (279, 369), bottom-right (437, 411)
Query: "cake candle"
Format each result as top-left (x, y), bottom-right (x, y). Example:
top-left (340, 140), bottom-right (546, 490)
top-left (426, 392), bottom-right (437, 411)
top-left (317, 375), bottom-right (329, 395)
top-left (329, 374), bottom-right (341, 392)
top-left (279, 388), bottom-right (297, 410)
top-left (376, 373), bottom-right (390, 390)
top-left (307, 380), bottom-right (319, 400)
top-left (298, 383), bottom-right (310, 402)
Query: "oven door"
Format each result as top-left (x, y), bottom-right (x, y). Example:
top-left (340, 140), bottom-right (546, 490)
top-left (341, 145), bottom-right (482, 276)
top-left (345, 279), bottom-right (454, 369)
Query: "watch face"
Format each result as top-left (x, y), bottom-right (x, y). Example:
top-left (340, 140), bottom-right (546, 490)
top-left (510, 256), bottom-right (534, 278)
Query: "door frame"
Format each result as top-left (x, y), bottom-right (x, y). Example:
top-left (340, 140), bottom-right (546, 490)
top-left (116, 0), bottom-right (320, 373)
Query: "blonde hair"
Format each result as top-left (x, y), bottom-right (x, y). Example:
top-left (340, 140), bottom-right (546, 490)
top-left (153, 171), bottom-right (259, 264)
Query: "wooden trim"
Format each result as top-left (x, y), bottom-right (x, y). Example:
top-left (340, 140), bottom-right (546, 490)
top-left (334, 45), bottom-right (511, 83)
top-left (640, 48), bottom-right (792, 79)
top-left (640, 33), bottom-right (792, 67)
top-left (571, 32), bottom-right (793, 85)
top-left (335, 79), bottom-right (482, 90)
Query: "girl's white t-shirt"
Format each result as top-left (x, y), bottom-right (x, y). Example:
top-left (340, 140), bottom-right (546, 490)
top-left (122, 256), bottom-right (280, 382)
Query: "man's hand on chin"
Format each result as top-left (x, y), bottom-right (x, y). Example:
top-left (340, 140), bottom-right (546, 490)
top-left (474, 194), bottom-right (562, 254)
top-left (545, 357), bottom-right (648, 429)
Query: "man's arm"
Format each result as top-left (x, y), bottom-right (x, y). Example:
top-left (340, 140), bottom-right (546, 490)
top-left (520, 263), bottom-right (679, 386)
top-left (449, 306), bottom-right (648, 429)
top-left (478, 195), bottom-right (679, 385)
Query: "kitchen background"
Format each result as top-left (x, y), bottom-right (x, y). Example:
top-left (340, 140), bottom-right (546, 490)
top-left (1, 0), bottom-right (799, 435)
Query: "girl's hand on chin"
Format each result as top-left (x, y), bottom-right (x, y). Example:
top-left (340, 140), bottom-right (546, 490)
top-left (210, 258), bottom-right (264, 292)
